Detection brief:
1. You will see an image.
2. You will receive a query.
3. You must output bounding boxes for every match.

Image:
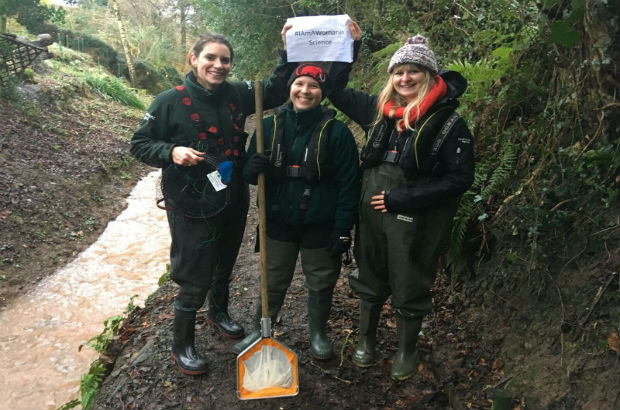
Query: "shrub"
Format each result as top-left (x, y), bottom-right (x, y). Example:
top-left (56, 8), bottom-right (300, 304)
top-left (83, 73), bottom-right (144, 109)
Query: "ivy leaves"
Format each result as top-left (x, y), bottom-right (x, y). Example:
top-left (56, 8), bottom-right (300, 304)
top-left (543, 0), bottom-right (586, 48)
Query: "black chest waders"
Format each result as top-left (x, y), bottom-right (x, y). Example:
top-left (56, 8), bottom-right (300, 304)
top-left (166, 85), bottom-right (251, 362)
top-left (159, 86), bottom-right (248, 219)
top-left (269, 106), bottom-right (336, 224)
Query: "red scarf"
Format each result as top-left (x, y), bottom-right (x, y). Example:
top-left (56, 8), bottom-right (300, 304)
top-left (382, 75), bottom-right (447, 132)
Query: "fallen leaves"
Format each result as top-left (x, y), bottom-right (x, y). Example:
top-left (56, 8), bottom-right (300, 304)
top-left (492, 358), bottom-right (503, 370)
top-left (608, 331), bottom-right (619, 353)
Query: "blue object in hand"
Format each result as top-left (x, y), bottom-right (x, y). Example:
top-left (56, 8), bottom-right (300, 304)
top-left (218, 161), bottom-right (233, 184)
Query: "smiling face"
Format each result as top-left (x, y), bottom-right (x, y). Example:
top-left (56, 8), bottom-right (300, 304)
top-left (190, 42), bottom-right (232, 90)
top-left (391, 64), bottom-right (428, 103)
top-left (289, 76), bottom-right (323, 111)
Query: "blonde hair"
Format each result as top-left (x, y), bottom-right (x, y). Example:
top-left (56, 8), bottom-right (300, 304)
top-left (375, 64), bottom-right (435, 131)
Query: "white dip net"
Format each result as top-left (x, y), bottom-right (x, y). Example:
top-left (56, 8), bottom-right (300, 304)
top-left (241, 345), bottom-right (294, 391)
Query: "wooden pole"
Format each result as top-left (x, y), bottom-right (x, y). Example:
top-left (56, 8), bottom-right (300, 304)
top-left (254, 80), bottom-right (269, 319)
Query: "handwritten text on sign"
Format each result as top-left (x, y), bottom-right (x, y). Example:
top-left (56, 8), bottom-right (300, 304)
top-left (286, 14), bottom-right (353, 62)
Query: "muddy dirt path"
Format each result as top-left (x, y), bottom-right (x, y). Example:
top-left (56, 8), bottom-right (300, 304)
top-left (91, 185), bottom-right (508, 410)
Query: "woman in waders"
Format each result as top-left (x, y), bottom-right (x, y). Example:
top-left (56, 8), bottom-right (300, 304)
top-left (231, 62), bottom-right (360, 360)
top-left (130, 28), bottom-right (296, 375)
top-left (329, 34), bottom-right (475, 379)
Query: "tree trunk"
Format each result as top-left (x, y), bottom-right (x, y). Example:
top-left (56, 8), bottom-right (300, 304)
top-left (179, 0), bottom-right (187, 51)
top-left (109, 0), bottom-right (136, 87)
top-left (1, 16), bottom-right (7, 33)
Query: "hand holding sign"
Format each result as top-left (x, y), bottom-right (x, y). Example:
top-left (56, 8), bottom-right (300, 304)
top-left (285, 14), bottom-right (354, 62)
top-left (348, 20), bottom-right (362, 41)
top-left (281, 23), bottom-right (293, 50)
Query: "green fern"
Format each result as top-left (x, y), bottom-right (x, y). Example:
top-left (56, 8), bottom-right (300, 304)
top-left (84, 314), bottom-right (123, 353)
top-left (57, 399), bottom-right (80, 410)
top-left (481, 143), bottom-right (517, 200)
top-left (446, 58), bottom-right (504, 105)
top-left (80, 363), bottom-right (106, 410)
top-left (448, 142), bottom-right (518, 264)
top-left (448, 191), bottom-right (475, 264)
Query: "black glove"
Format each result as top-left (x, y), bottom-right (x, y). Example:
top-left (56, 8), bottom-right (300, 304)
top-left (325, 229), bottom-right (351, 256)
top-left (246, 153), bottom-right (271, 184)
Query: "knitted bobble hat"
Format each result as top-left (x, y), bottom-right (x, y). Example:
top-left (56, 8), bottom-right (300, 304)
top-left (387, 34), bottom-right (438, 74)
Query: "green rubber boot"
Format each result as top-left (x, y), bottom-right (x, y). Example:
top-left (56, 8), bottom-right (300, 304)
top-left (308, 290), bottom-right (334, 360)
top-left (351, 302), bottom-right (381, 367)
top-left (390, 314), bottom-right (422, 380)
top-left (232, 327), bottom-right (261, 355)
top-left (232, 292), bottom-right (286, 354)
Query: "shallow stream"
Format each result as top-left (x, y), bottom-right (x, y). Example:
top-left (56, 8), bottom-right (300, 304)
top-left (0, 171), bottom-right (169, 409)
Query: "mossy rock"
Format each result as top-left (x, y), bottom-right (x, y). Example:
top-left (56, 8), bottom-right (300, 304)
top-left (129, 60), bottom-right (182, 94)
top-left (58, 29), bottom-right (119, 73)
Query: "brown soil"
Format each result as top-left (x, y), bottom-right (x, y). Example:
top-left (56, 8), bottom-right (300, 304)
top-left (0, 80), bottom-right (151, 309)
top-left (2, 70), bottom-right (618, 410)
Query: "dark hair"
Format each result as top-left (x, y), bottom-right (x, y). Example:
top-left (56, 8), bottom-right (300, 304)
top-left (187, 33), bottom-right (234, 66)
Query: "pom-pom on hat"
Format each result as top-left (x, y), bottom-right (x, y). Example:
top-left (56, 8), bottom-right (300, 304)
top-left (287, 63), bottom-right (327, 95)
top-left (387, 34), bottom-right (438, 74)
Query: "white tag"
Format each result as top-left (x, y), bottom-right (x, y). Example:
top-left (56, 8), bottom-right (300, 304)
top-left (207, 170), bottom-right (227, 192)
top-left (286, 14), bottom-right (353, 62)
top-left (396, 214), bottom-right (414, 223)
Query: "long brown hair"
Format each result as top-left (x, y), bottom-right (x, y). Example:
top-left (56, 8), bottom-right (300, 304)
top-left (187, 33), bottom-right (234, 73)
top-left (375, 63), bottom-right (434, 130)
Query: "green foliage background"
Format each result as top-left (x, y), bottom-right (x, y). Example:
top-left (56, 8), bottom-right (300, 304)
top-left (0, 0), bottom-right (66, 31)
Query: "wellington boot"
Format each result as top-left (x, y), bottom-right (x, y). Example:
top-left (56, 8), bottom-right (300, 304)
top-left (308, 290), bottom-right (334, 360)
top-left (232, 327), bottom-right (261, 354)
top-left (232, 292), bottom-right (286, 354)
top-left (206, 310), bottom-right (244, 339)
top-left (171, 308), bottom-right (208, 376)
top-left (206, 293), bottom-right (244, 339)
top-left (390, 314), bottom-right (422, 380)
top-left (351, 302), bottom-right (381, 367)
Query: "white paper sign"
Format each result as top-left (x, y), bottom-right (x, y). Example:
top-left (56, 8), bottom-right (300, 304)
top-left (286, 14), bottom-right (353, 62)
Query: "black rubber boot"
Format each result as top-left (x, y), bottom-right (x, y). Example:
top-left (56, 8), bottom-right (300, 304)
top-left (308, 289), bottom-right (334, 360)
top-left (232, 292), bottom-right (286, 354)
top-left (390, 314), bottom-right (422, 380)
top-left (206, 292), bottom-right (244, 339)
top-left (352, 302), bottom-right (381, 367)
top-left (171, 308), bottom-right (208, 375)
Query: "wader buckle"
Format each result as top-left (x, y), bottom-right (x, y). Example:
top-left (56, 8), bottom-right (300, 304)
top-left (383, 150), bottom-right (400, 164)
top-left (285, 165), bottom-right (302, 178)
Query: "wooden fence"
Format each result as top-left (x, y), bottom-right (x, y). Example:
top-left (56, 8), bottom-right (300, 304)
top-left (0, 33), bottom-right (48, 83)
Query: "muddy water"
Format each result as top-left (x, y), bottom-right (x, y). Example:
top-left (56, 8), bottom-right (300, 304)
top-left (0, 171), bottom-right (170, 410)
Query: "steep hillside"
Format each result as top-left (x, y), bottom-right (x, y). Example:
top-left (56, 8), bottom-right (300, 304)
top-left (0, 45), bottom-right (151, 308)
